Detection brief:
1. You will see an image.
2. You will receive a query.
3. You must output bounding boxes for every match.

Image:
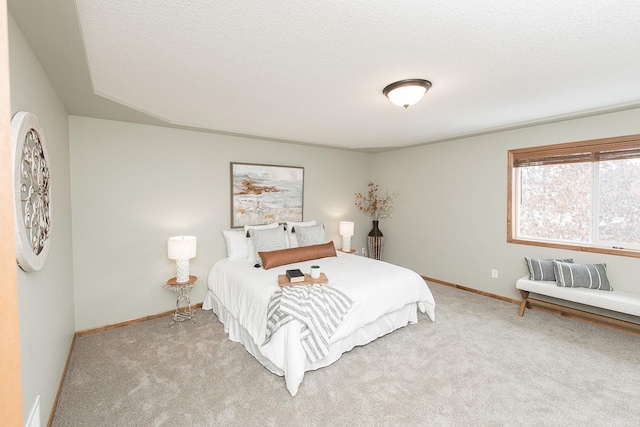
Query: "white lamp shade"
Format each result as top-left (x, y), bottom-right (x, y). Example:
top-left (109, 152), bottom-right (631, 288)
top-left (387, 85), bottom-right (427, 108)
top-left (339, 221), bottom-right (354, 237)
top-left (167, 236), bottom-right (197, 260)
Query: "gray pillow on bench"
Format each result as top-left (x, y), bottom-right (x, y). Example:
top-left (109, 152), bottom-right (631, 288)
top-left (525, 257), bottom-right (573, 281)
top-left (552, 261), bottom-right (613, 291)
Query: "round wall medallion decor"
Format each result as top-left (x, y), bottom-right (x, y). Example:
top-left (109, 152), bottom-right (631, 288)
top-left (11, 111), bottom-right (52, 272)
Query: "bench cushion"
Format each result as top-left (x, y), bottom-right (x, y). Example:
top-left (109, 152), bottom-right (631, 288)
top-left (516, 277), bottom-right (640, 317)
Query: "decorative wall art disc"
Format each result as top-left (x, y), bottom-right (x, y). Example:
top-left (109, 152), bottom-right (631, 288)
top-left (11, 111), bottom-right (51, 272)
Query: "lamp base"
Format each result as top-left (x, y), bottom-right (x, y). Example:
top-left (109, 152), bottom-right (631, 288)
top-left (175, 259), bottom-right (190, 283)
top-left (341, 236), bottom-right (352, 253)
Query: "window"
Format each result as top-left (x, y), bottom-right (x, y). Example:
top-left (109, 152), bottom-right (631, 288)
top-left (508, 134), bottom-right (640, 258)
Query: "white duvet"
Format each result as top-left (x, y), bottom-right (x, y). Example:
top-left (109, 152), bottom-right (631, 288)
top-left (203, 251), bottom-right (435, 395)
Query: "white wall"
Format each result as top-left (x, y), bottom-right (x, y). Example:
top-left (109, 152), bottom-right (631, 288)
top-left (69, 116), bottom-right (373, 330)
top-left (374, 108), bottom-right (640, 300)
top-left (8, 14), bottom-right (75, 424)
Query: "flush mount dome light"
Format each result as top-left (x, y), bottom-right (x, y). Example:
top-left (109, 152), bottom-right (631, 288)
top-left (383, 79), bottom-right (432, 109)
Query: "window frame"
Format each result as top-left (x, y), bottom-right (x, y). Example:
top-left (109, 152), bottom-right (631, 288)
top-left (507, 133), bottom-right (640, 259)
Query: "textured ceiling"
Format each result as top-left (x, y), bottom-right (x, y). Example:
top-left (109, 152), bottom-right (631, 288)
top-left (12, 1), bottom-right (640, 151)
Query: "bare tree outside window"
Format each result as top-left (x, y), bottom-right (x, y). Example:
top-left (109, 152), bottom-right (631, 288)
top-left (598, 158), bottom-right (640, 245)
top-left (518, 163), bottom-right (591, 242)
top-left (508, 134), bottom-right (640, 258)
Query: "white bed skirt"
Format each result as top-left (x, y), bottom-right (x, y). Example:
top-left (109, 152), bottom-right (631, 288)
top-left (203, 289), bottom-right (419, 396)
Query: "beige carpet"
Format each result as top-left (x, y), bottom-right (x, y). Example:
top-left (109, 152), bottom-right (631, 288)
top-left (52, 283), bottom-right (640, 426)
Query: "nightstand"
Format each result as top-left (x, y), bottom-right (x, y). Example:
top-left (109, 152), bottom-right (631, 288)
top-left (339, 248), bottom-right (356, 254)
top-left (164, 275), bottom-right (198, 327)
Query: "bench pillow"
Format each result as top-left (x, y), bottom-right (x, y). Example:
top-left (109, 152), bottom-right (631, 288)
top-left (525, 257), bottom-right (573, 281)
top-left (259, 242), bottom-right (337, 269)
top-left (552, 261), bottom-right (613, 291)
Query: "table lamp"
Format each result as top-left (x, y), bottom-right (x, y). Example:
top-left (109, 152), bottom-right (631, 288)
top-left (339, 221), bottom-right (354, 252)
top-left (167, 236), bottom-right (197, 282)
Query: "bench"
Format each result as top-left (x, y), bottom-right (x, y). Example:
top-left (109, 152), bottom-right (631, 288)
top-left (516, 276), bottom-right (640, 333)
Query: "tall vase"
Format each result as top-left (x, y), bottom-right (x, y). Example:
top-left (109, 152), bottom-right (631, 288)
top-left (367, 220), bottom-right (384, 260)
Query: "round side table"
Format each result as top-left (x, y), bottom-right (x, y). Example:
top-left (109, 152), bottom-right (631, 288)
top-left (163, 275), bottom-right (198, 327)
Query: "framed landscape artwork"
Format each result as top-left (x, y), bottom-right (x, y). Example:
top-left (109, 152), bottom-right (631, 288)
top-left (230, 162), bottom-right (304, 228)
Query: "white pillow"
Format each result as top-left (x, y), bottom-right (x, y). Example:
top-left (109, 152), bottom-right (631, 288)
top-left (244, 222), bottom-right (280, 264)
top-left (295, 223), bottom-right (327, 247)
top-left (249, 224), bottom-right (288, 266)
top-left (222, 229), bottom-right (249, 260)
top-left (286, 220), bottom-right (316, 248)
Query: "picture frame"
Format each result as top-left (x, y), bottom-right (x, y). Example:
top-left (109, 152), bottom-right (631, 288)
top-left (230, 162), bottom-right (304, 228)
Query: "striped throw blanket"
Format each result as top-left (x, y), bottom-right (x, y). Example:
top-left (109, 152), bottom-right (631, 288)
top-left (264, 284), bottom-right (353, 363)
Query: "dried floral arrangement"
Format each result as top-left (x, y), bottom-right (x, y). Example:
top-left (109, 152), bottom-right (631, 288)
top-left (354, 182), bottom-right (398, 221)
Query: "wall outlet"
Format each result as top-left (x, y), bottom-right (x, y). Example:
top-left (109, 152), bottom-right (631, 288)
top-left (362, 247), bottom-right (367, 256)
top-left (491, 269), bottom-right (499, 278)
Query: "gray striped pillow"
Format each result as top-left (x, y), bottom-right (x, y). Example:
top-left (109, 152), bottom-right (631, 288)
top-left (249, 225), bottom-right (288, 267)
top-left (552, 261), bottom-right (612, 291)
top-left (525, 257), bottom-right (573, 281)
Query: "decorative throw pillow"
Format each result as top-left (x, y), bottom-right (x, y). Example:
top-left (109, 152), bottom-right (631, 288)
top-left (286, 220), bottom-right (316, 248)
top-left (295, 223), bottom-right (326, 247)
top-left (244, 222), bottom-right (280, 264)
top-left (260, 242), bottom-right (337, 269)
top-left (222, 229), bottom-right (248, 260)
top-left (249, 225), bottom-right (288, 266)
top-left (552, 261), bottom-right (612, 291)
top-left (524, 257), bottom-right (573, 281)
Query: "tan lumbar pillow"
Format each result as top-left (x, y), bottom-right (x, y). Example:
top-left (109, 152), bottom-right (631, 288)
top-left (259, 242), bottom-right (337, 269)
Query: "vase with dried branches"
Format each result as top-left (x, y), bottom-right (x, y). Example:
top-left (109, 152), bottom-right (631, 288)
top-left (354, 182), bottom-right (398, 260)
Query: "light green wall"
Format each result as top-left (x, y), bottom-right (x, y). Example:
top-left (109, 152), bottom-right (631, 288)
top-left (8, 14), bottom-right (75, 424)
top-left (10, 5), bottom-right (640, 421)
top-left (69, 108), bottom-right (640, 331)
top-left (69, 116), bottom-right (373, 330)
top-left (374, 108), bottom-right (640, 300)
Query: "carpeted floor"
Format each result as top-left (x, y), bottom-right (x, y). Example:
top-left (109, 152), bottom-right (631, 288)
top-left (52, 282), bottom-right (640, 426)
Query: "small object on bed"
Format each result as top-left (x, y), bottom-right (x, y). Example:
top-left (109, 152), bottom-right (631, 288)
top-left (278, 273), bottom-right (329, 287)
top-left (286, 269), bottom-right (305, 283)
top-left (310, 265), bottom-right (320, 279)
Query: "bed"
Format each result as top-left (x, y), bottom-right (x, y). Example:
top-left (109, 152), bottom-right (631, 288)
top-left (202, 238), bottom-right (436, 396)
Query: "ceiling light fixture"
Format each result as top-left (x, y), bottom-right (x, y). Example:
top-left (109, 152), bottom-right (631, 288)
top-left (383, 79), bottom-right (432, 109)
